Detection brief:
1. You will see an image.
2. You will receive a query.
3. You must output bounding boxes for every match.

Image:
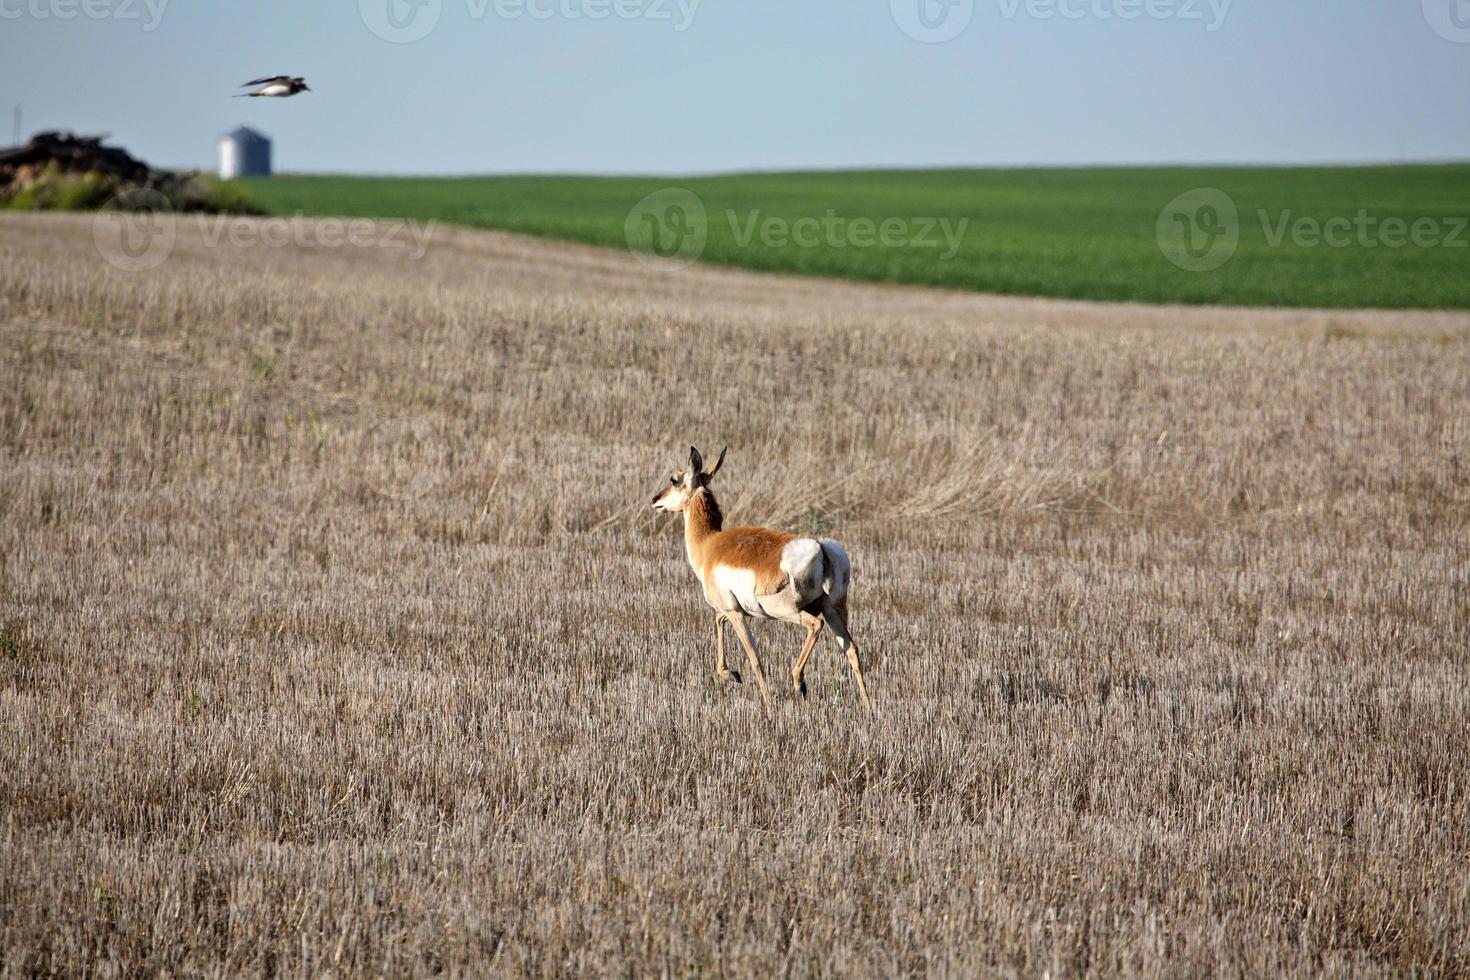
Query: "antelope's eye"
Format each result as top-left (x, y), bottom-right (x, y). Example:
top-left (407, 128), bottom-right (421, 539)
top-left (670, 476), bottom-right (678, 485)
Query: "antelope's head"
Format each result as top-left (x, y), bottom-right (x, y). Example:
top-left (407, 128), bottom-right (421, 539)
top-left (651, 445), bottom-right (725, 513)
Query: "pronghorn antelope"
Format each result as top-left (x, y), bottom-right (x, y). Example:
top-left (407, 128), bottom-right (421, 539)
top-left (651, 447), bottom-right (872, 718)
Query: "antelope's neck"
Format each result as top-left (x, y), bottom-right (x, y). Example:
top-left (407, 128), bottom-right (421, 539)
top-left (682, 488), bottom-right (721, 571)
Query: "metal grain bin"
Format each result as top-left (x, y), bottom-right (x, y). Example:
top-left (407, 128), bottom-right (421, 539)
top-left (218, 126), bottom-right (271, 179)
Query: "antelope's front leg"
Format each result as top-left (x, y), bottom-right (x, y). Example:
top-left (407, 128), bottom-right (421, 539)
top-left (725, 612), bottom-right (775, 721)
top-left (713, 612), bottom-right (741, 684)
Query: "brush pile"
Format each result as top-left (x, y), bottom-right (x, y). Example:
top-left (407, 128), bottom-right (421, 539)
top-left (0, 131), bottom-right (253, 212)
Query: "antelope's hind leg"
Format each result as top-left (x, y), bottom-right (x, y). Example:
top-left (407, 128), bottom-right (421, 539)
top-left (713, 612), bottom-right (741, 684)
top-left (790, 610), bottom-right (824, 698)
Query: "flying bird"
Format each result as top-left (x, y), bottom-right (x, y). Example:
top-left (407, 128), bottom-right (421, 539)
top-left (236, 76), bottom-right (311, 98)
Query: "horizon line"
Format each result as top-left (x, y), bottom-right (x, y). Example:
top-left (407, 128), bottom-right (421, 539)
top-left (200, 157), bottom-right (1470, 180)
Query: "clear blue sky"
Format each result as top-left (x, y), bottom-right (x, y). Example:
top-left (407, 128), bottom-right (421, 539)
top-left (2, 0), bottom-right (1467, 174)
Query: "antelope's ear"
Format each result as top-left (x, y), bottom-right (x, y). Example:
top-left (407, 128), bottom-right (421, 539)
top-left (703, 446), bottom-right (726, 479)
top-left (688, 446), bottom-right (704, 477)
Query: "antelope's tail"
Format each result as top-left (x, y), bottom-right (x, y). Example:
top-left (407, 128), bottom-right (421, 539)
top-left (781, 537), bottom-right (850, 609)
top-left (816, 538), bottom-right (850, 605)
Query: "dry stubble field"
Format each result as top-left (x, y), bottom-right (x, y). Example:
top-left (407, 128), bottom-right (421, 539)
top-left (1, 212), bottom-right (1468, 976)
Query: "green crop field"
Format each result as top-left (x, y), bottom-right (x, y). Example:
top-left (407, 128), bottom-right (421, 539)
top-left (241, 166), bottom-right (1470, 309)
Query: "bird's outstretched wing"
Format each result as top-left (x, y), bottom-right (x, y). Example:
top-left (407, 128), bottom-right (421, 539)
top-left (242, 75), bottom-right (290, 86)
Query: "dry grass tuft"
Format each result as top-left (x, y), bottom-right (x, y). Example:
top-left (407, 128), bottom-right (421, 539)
top-left (2, 213), bottom-right (1468, 976)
